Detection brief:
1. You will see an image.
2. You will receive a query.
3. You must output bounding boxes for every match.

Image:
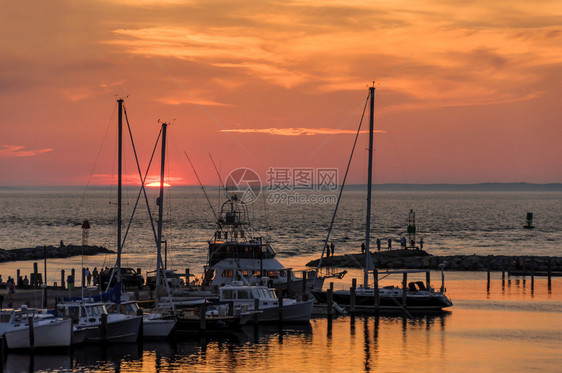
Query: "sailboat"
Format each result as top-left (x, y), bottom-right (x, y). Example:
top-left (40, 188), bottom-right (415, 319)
top-left (311, 86), bottom-right (453, 312)
top-left (57, 98), bottom-right (141, 342)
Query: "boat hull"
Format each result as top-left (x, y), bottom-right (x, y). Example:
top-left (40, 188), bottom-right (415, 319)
top-left (85, 315), bottom-right (142, 343)
top-left (143, 318), bottom-right (176, 338)
top-left (247, 299), bottom-right (314, 323)
top-left (312, 289), bottom-right (452, 311)
top-left (5, 318), bottom-right (72, 349)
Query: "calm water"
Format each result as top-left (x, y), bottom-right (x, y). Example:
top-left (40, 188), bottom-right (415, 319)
top-left (0, 189), bottom-right (561, 372)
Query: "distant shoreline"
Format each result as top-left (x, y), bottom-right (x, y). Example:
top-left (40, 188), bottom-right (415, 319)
top-left (1, 182), bottom-right (562, 192)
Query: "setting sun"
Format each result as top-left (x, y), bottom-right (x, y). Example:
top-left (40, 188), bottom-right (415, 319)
top-left (146, 182), bottom-right (172, 187)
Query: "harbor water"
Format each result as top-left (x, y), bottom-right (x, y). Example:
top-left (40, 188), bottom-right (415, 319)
top-left (0, 188), bottom-right (560, 372)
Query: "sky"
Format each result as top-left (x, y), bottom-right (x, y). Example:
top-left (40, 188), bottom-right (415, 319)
top-left (0, 0), bottom-right (561, 186)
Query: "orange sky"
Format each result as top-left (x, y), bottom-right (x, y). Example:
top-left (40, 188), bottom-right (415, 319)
top-left (1, 0), bottom-right (561, 186)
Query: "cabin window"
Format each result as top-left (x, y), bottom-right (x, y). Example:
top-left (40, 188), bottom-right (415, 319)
top-left (221, 270), bottom-right (234, 278)
top-left (279, 270), bottom-right (287, 277)
top-left (252, 270), bottom-right (261, 276)
top-left (238, 289), bottom-right (252, 299)
top-left (267, 271), bottom-right (278, 278)
top-left (222, 290), bottom-right (235, 300)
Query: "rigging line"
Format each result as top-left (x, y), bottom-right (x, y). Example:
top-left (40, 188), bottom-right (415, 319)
top-left (79, 103), bottom-right (117, 214)
top-left (208, 153), bottom-right (229, 201)
top-left (316, 92), bottom-right (370, 275)
top-left (378, 52), bottom-right (415, 90)
top-left (150, 56), bottom-right (254, 160)
top-left (122, 106), bottom-right (162, 249)
top-left (184, 151), bottom-right (218, 220)
top-left (307, 97), bottom-right (367, 160)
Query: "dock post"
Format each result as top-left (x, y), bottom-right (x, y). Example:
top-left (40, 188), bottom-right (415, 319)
top-left (254, 298), bottom-right (260, 324)
top-left (287, 269), bottom-right (292, 297)
top-left (16, 269), bottom-right (21, 288)
top-left (374, 270), bottom-right (380, 313)
top-left (28, 316), bottom-right (34, 349)
top-left (71, 268), bottom-right (76, 285)
top-left (61, 270), bottom-right (65, 290)
top-left (302, 271), bottom-right (307, 301)
top-left (137, 308), bottom-right (144, 342)
top-left (327, 282), bottom-right (333, 319)
top-left (200, 302), bottom-right (207, 331)
top-left (101, 313), bottom-right (107, 340)
top-left (402, 273), bottom-right (408, 308)
top-left (441, 267), bottom-right (445, 293)
top-left (350, 278), bottom-right (356, 315)
top-left (426, 270), bottom-right (431, 290)
top-left (185, 268), bottom-right (190, 287)
top-left (228, 301), bottom-right (234, 316)
top-left (487, 267), bottom-right (490, 293)
top-left (531, 261), bottom-right (535, 292)
top-left (278, 297), bottom-right (283, 323)
top-left (548, 257), bottom-right (552, 291)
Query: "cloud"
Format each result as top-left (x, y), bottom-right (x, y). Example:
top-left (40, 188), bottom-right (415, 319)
top-left (222, 128), bottom-right (386, 136)
top-left (0, 145), bottom-right (53, 158)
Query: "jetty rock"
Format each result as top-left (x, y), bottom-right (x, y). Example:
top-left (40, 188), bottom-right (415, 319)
top-left (306, 250), bottom-right (562, 272)
top-left (0, 245), bottom-right (114, 262)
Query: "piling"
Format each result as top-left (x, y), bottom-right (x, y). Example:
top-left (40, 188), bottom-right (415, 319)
top-left (327, 282), bottom-right (333, 319)
top-left (137, 308), bottom-right (143, 341)
top-left (16, 269), bottom-right (21, 288)
top-left (71, 268), bottom-right (76, 285)
top-left (547, 258), bottom-right (552, 290)
top-left (101, 313), bottom-right (108, 340)
top-left (278, 297), bottom-right (284, 323)
top-left (425, 271), bottom-right (431, 290)
top-left (402, 273), bottom-right (407, 308)
top-left (487, 267), bottom-right (490, 293)
top-left (350, 278), bottom-right (356, 315)
top-left (373, 270), bottom-right (380, 312)
top-left (228, 301), bottom-right (234, 316)
top-left (531, 261), bottom-right (535, 292)
top-left (287, 269), bottom-right (292, 297)
top-left (254, 298), bottom-right (260, 324)
top-left (28, 316), bottom-right (34, 349)
top-left (302, 271), bottom-right (307, 301)
top-left (185, 268), bottom-right (190, 287)
top-left (61, 270), bottom-right (65, 290)
top-left (200, 302), bottom-right (207, 331)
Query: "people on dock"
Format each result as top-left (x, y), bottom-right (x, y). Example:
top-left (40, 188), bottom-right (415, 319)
top-left (7, 277), bottom-right (15, 300)
top-left (388, 238), bottom-right (392, 250)
top-left (376, 238), bottom-right (381, 251)
top-left (326, 244), bottom-right (330, 257)
top-left (420, 237), bottom-right (424, 250)
top-left (361, 242), bottom-right (366, 254)
top-left (0, 275), bottom-right (3, 288)
top-left (92, 267), bottom-right (99, 286)
top-left (330, 242), bottom-right (335, 256)
top-left (22, 275), bottom-right (30, 289)
top-left (85, 267), bottom-right (92, 286)
top-left (400, 236), bottom-right (407, 249)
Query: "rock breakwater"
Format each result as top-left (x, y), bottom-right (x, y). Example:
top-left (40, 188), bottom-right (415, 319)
top-left (0, 245), bottom-right (114, 262)
top-left (306, 249), bottom-right (562, 272)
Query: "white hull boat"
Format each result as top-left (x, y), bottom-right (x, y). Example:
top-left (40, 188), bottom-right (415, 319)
top-left (4, 318), bottom-right (72, 349)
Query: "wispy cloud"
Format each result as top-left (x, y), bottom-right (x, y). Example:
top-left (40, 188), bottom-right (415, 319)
top-left (223, 128), bottom-right (386, 136)
top-left (0, 145), bottom-right (53, 158)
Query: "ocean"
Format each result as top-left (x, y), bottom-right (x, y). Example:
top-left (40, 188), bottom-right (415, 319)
top-left (0, 188), bottom-right (560, 372)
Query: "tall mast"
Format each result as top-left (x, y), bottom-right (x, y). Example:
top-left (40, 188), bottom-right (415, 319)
top-left (117, 98), bottom-right (123, 287)
top-left (364, 86), bottom-right (375, 288)
top-left (156, 122), bottom-right (167, 292)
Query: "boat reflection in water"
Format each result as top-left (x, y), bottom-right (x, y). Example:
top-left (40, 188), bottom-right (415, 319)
top-left (1, 314), bottom-right (453, 372)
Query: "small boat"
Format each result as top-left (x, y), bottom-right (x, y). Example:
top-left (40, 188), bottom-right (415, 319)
top-left (109, 300), bottom-right (176, 339)
top-left (0, 306), bottom-right (72, 349)
top-left (57, 300), bottom-right (141, 343)
top-left (312, 280), bottom-right (453, 312)
top-left (174, 302), bottom-right (245, 333)
top-left (219, 283), bottom-right (314, 323)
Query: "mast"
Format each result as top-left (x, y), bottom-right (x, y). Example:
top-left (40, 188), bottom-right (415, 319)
top-left (364, 85), bottom-right (375, 288)
top-left (117, 98), bottom-right (123, 288)
top-left (156, 122), bottom-right (167, 293)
